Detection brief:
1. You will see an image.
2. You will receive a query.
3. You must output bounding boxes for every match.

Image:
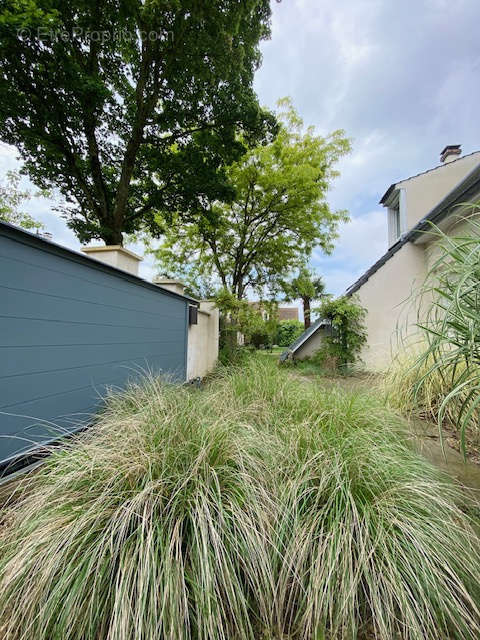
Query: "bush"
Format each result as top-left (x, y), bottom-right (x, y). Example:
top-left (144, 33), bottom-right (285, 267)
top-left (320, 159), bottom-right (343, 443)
top-left (385, 343), bottom-right (473, 418)
top-left (312, 295), bottom-right (367, 372)
top-left (249, 328), bottom-right (272, 349)
top-left (275, 319), bottom-right (304, 347)
top-left (216, 290), bottom-right (278, 355)
top-left (0, 358), bottom-right (479, 639)
top-left (218, 344), bottom-right (251, 365)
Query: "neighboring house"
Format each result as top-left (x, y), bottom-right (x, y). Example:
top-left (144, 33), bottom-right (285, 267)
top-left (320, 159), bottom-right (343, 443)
top-left (278, 307), bottom-right (299, 321)
top-left (248, 301), bottom-right (299, 322)
top-left (346, 145), bottom-right (480, 371)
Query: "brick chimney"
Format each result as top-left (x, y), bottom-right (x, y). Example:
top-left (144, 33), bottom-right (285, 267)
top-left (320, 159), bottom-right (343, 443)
top-left (440, 145), bottom-right (461, 164)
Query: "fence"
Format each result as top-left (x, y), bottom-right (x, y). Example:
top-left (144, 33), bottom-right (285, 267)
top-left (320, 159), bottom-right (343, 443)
top-left (0, 221), bottom-right (196, 472)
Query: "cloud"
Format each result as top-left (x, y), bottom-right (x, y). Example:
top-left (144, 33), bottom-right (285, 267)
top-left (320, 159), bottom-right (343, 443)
top-left (312, 209), bottom-right (387, 296)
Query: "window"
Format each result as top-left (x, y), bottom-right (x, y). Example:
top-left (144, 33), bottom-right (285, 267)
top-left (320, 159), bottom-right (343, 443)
top-left (387, 188), bottom-right (406, 246)
top-left (393, 207), bottom-right (401, 240)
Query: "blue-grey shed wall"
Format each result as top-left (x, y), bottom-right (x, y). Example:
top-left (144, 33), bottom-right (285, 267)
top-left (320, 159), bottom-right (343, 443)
top-left (0, 223), bottom-right (189, 468)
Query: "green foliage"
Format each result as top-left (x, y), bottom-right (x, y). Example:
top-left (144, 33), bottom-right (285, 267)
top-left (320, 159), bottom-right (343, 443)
top-left (397, 215), bottom-right (480, 456)
top-left (215, 290), bottom-right (277, 357)
top-left (1, 357), bottom-right (479, 639)
top-left (0, 1), bottom-right (275, 244)
top-left (153, 99), bottom-right (350, 298)
top-left (313, 295), bottom-right (367, 371)
top-left (218, 344), bottom-right (251, 366)
top-left (0, 170), bottom-right (44, 231)
top-left (275, 319), bottom-right (304, 347)
top-left (280, 265), bottom-right (326, 328)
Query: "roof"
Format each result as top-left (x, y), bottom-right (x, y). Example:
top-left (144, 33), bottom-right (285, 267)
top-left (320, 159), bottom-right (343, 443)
top-left (279, 318), bottom-right (330, 362)
top-left (0, 220), bottom-right (199, 305)
top-left (346, 161), bottom-right (480, 296)
top-left (278, 307), bottom-right (299, 321)
top-left (379, 150), bottom-right (480, 205)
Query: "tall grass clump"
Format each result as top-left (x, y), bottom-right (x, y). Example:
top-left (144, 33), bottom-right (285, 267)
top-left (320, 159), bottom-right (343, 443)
top-left (222, 360), bottom-right (480, 639)
top-left (1, 357), bottom-right (480, 639)
top-left (0, 376), bottom-right (277, 640)
top-left (386, 214), bottom-right (480, 454)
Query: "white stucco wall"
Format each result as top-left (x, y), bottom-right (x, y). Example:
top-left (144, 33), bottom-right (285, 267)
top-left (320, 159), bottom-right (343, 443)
top-left (152, 280), bottom-right (219, 380)
top-left (81, 245), bottom-right (143, 275)
top-left (354, 242), bottom-right (427, 371)
top-left (398, 153), bottom-right (480, 230)
top-left (187, 301), bottom-right (219, 380)
top-left (355, 209), bottom-right (480, 372)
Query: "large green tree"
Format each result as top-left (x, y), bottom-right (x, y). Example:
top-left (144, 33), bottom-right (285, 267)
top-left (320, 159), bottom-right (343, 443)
top-left (0, 0), bottom-right (275, 245)
top-left (153, 100), bottom-right (351, 298)
top-left (0, 170), bottom-right (44, 231)
top-left (281, 266), bottom-right (326, 329)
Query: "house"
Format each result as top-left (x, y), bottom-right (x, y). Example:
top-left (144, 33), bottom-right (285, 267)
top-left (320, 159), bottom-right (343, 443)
top-left (278, 307), bottom-right (299, 322)
top-left (248, 301), bottom-right (299, 322)
top-left (346, 145), bottom-right (480, 371)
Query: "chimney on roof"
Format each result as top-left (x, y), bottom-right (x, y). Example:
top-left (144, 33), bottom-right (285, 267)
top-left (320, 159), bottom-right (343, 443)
top-left (440, 144), bottom-right (461, 164)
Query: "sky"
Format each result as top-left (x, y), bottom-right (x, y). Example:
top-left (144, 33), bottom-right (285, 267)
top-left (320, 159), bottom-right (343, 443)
top-left (1, 0), bottom-right (480, 307)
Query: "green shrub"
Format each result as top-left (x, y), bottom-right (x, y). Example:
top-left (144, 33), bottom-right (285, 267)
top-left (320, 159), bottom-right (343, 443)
top-left (0, 375), bottom-right (275, 640)
top-left (312, 295), bottom-right (367, 372)
top-left (216, 290), bottom-right (278, 355)
top-left (275, 319), bottom-right (304, 346)
top-left (218, 344), bottom-right (251, 365)
top-left (0, 358), bottom-right (479, 639)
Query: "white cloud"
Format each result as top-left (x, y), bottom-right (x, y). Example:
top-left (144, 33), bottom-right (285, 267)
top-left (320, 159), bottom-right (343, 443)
top-left (312, 210), bottom-right (387, 296)
top-left (329, 209), bottom-right (386, 264)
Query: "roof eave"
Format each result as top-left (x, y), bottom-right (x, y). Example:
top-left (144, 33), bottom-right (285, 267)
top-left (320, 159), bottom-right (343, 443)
top-left (379, 183), bottom-right (396, 205)
top-left (346, 161), bottom-right (480, 296)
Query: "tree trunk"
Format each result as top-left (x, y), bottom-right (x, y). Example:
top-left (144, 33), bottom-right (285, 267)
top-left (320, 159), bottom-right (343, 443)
top-left (303, 297), bottom-right (311, 329)
top-left (101, 225), bottom-right (124, 246)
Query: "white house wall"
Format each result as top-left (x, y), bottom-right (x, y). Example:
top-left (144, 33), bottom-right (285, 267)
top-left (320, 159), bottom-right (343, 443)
top-left (354, 242), bottom-right (427, 371)
top-left (295, 327), bottom-right (331, 360)
top-left (398, 153), bottom-right (480, 230)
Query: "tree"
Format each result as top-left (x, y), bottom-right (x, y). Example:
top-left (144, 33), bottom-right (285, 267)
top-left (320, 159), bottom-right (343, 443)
top-left (0, 0), bottom-right (276, 245)
top-left (0, 171), bottom-right (44, 231)
top-left (153, 99), bottom-right (351, 299)
top-left (215, 288), bottom-right (272, 358)
top-left (281, 265), bottom-right (326, 329)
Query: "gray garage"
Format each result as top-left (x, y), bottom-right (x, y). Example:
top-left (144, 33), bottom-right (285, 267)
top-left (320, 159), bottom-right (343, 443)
top-left (0, 221), bottom-right (192, 473)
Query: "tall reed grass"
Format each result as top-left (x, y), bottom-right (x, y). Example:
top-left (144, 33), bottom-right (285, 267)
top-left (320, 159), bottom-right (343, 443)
top-left (385, 343), bottom-right (476, 424)
top-left (1, 358), bottom-right (479, 639)
top-left (386, 214), bottom-right (480, 454)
